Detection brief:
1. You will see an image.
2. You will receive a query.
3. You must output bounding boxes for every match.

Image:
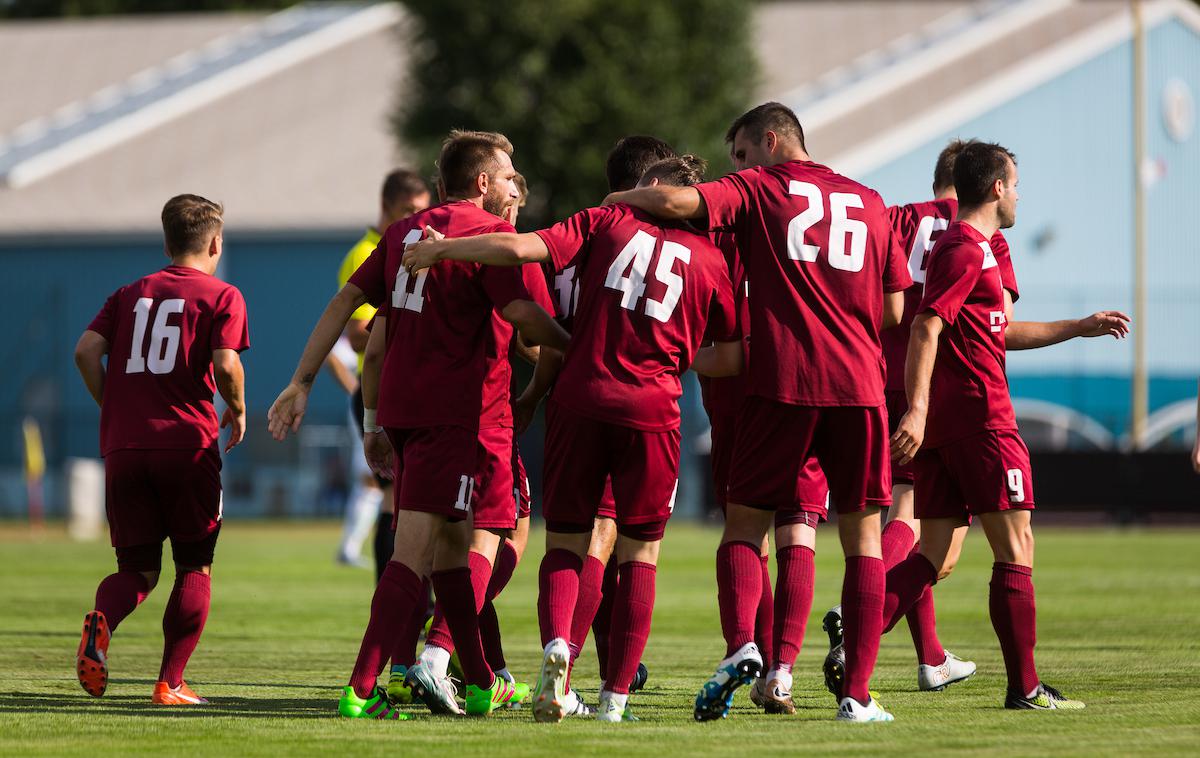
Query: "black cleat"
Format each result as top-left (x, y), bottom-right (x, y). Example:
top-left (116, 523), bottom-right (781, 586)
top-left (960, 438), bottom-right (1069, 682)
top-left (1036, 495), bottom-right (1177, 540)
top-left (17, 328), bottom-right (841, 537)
top-left (629, 662), bottom-right (649, 693)
top-left (821, 606), bottom-right (844, 699)
top-left (1005, 682), bottom-right (1085, 710)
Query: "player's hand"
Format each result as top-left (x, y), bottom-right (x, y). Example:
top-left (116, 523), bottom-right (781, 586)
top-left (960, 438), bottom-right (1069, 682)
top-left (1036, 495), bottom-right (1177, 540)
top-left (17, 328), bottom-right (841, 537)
top-left (401, 225), bottom-right (445, 275)
top-left (221, 407), bottom-right (246, 452)
top-left (512, 393), bottom-right (538, 435)
top-left (266, 382), bottom-right (309, 441)
top-left (363, 430), bottom-right (395, 481)
top-left (1077, 311), bottom-right (1131, 339)
top-left (890, 409), bottom-right (926, 465)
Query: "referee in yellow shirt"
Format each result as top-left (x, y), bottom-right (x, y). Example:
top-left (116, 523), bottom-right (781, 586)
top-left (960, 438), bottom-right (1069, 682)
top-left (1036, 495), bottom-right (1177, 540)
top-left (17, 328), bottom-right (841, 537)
top-left (335, 169), bottom-right (430, 580)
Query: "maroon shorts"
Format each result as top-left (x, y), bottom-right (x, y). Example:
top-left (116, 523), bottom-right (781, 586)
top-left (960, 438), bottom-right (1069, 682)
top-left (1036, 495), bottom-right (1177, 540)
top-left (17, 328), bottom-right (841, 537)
top-left (512, 441), bottom-right (531, 520)
top-left (474, 426), bottom-right (518, 530)
top-left (885, 389), bottom-right (915, 486)
top-left (596, 479), bottom-right (617, 520)
top-left (727, 396), bottom-right (891, 515)
top-left (104, 446), bottom-right (223, 549)
top-left (386, 425), bottom-right (477, 523)
top-left (543, 401), bottom-right (680, 534)
top-left (709, 411), bottom-right (737, 510)
top-left (913, 429), bottom-right (1035, 522)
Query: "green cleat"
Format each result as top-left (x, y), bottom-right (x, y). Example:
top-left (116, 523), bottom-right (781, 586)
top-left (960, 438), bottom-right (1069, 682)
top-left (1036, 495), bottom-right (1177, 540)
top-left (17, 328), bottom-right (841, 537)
top-left (387, 665), bottom-right (415, 705)
top-left (1005, 682), bottom-right (1086, 710)
top-left (465, 676), bottom-right (521, 716)
top-left (338, 686), bottom-right (410, 720)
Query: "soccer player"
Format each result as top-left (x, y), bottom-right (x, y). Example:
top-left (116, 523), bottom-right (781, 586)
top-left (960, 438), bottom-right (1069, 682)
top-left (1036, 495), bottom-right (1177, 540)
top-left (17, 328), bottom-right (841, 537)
top-left (887, 141), bottom-right (1129, 710)
top-left (73, 194), bottom-right (249, 705)
top-left (604, 102), bottom-right (910, 722)
top-left (402, 154), bottom-right (743, 723)
top-left (334, 169), bottom-right (430, 576)
top-left (267, 130), bottom-right (568, 720)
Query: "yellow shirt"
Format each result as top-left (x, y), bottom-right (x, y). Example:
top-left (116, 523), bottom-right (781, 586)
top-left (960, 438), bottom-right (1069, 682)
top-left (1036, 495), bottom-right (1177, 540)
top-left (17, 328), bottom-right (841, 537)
top-left (337, 227), bottom-right (382, 374)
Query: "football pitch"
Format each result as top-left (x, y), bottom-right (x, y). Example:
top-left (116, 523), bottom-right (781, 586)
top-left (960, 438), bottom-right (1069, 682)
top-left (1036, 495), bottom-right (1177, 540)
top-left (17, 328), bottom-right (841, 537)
top-left (1, 521), bottom-right (1197, 756)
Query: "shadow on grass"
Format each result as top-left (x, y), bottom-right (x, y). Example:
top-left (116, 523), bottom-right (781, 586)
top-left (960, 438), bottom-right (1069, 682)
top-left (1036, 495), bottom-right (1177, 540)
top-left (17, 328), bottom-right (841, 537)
top-left (0, 691), bottom-right (335, 719)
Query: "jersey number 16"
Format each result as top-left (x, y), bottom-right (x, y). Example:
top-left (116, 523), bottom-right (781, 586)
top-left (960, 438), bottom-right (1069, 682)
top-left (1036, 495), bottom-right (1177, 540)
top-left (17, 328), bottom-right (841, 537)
top-left (126, 297), bottom-right (184, 375)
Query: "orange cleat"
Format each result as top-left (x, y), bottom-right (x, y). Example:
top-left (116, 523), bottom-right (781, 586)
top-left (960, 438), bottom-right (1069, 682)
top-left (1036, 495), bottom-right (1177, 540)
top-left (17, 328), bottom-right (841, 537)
top-left (152, 681), bottom-right (209, 705)
top-left (76, 611), bottom-right (111, 697)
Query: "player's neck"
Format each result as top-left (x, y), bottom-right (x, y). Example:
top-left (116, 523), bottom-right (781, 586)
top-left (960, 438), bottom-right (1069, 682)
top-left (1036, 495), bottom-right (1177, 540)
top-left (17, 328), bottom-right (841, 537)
top-left (955, 204), bottom-right (1000, 240)
top-left (934, 187), bottom-right (956, 201)
top-left (169, 256), bottom-right (215, 275)
top-left (445, 194), bottom-right (485, 210)
top-left (775, 148), bottom-right (811, 165)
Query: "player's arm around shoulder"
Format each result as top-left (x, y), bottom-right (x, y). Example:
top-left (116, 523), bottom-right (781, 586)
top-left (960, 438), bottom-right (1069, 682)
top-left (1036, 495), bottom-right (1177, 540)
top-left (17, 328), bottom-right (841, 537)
top-left (74, 330), bottom-right (110, 408)
top-left (401, 226), bottom-right (549, 274)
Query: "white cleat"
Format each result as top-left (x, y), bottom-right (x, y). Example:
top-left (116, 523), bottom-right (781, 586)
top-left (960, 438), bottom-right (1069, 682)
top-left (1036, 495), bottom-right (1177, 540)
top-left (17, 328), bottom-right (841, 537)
top-left (405, 661), bottom-right (462, 715)
top-left (561, 688), bottom-right (594, 717)
top-left (693, 641), bottom-right (763, 721)
top-left (533, 638), bottom-right (570, 723)
top-left (836, 695), bottom-right (894, 722)
top-left (596, 690), bottom-right (636, 722)
top-left (759, 668), bottom-right (796, 715)
top-left (918, 650), bottom-right (977, 692)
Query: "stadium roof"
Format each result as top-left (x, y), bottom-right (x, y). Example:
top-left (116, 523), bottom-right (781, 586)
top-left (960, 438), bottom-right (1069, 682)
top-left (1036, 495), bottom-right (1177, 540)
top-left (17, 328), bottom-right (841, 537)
top-left (0, 0), bottom-right (1180, 234)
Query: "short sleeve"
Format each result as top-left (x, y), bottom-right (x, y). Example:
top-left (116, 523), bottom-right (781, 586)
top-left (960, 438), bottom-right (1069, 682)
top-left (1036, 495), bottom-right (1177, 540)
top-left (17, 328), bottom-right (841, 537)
top-left (87, 290), bottom-right (120, 341)
top-left (886, 204), bottom-right (918, 250)
top-left (535, 206), bottom-right (616, 271)
top-left (694, 168), bottom-right (760, 231)
top-left (919, 243), bottom-right (982, 326)
top-left (704, 264), bottom-right (741, 343)
top-left (990, 232), bottom-right (1020, 302)
top-left (211, 286), bottom-right (250, 352)
top-left (882, 226), bottom-right (914, 293)
top-left (479, 264), bottom-right (535, 312)
top-left (347, 236), bottom-right (389, 308)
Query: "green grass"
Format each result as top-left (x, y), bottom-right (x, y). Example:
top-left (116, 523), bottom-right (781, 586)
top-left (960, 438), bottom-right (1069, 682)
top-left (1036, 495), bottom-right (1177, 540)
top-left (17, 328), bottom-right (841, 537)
top-left (1, 522), bottom-right (1198, 756)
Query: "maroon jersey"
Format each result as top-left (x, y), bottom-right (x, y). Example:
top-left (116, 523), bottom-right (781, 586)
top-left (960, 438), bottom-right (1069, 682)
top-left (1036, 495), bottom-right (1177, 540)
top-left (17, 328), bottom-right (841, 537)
top-left (481, 266), bottom-right (554, 429)
top-left (883, 198), bottom-right (1020, 391)
top-left (918, 221), bottom-right (1017, 447)
top-left (696, 161), bottom-right (912, 407)
top-left (698, 232), bottom-right (750, 419)
top-left (86, 265), bottom-right (249, 456)
top-left (349, 200), bottom-right (534, 430)
top-left (536, 204), bottom-right (739, 432)
top-left (545, 259), bottom-right (582, 332)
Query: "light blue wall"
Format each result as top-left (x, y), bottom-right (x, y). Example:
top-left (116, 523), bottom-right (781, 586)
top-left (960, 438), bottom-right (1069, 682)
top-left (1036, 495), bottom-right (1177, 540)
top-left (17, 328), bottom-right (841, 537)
top-left (860, 17), bottom-right (1200, 432)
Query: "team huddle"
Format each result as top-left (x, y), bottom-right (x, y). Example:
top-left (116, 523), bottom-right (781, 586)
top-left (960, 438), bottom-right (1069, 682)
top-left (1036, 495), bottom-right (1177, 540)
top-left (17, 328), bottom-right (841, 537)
top-left (72, 101), bottom-right (1130, 721)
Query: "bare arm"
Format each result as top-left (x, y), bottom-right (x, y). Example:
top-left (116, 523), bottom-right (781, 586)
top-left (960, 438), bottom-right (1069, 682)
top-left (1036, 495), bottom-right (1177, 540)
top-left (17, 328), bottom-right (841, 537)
top-left (213, 348), bottom-right (246, 453)
top-left (512, 333), bottom-right (540, 367)
top-left (891, 312), bottom-right (945, 464)
top-left (501, 300), bottom-right (570, 352)
top-left (691, 340), bottom-right (744, 378)
top-left (1006, 311), bottom-right (1130, 350)
top-left (267, 284), bottom-right (367, 440)
top-left (345, 318), bottom-right (370, 353)
top-left (74, 331), bottom-right (109, 408)
top-left (360, 316), bottom-right (394, 480)
top-left (513, 345), bottom-right (564, 434)
top-left (882, 290), bottom-right (904, 330)
top-left (601, 186), bottom-right (706, 220)
top-left (402, 227), bottom-right (549, 275)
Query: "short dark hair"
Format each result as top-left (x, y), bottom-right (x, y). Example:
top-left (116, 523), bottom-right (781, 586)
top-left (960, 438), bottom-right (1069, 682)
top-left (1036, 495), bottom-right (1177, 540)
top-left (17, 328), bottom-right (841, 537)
top-left (725, 101), bottom-right (806, 152)
top-left (438, 130), bottom-right (514, 198)
top-left (953, 141), bottom-right (1017, 206)
top-left (606, 135), bottom-right (677, 192)
top-left (932, 139), bottom-right (971, 193)
top-left (640, 155), bottom-right (707, 188)
top-left (161, 194), bottom-right (223, 256)
top-left (381, 168), bottom-right (428, 209)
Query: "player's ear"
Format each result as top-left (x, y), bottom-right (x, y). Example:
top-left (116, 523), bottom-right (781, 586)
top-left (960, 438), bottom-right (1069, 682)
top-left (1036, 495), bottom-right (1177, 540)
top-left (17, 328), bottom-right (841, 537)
top-left (764, 130), bottom-right (777, 153)
top-left (476, 171), bottom-right (489, 197)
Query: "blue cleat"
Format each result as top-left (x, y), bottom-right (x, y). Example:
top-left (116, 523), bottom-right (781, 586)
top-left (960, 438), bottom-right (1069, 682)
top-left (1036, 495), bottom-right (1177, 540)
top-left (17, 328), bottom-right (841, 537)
top-left (694, 642), bottom-right (762, 722)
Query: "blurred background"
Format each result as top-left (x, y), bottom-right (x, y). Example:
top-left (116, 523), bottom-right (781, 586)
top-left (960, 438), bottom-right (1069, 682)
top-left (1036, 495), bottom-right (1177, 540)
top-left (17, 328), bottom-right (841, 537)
top-left (1, 0), bottom-right (1197, 533)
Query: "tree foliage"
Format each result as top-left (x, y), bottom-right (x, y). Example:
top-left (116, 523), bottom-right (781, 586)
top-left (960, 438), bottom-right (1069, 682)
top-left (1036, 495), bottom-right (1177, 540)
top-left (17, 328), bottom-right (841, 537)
top-left (395, 0), bottom-right (758, 227)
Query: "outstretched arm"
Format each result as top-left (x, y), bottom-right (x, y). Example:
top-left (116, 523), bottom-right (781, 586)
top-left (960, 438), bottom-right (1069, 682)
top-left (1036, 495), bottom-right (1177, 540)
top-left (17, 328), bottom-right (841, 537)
top-left (402, 227), bottom-right (549, 275)
top-left (1006, 311), bottom-right (1130, 350)
top-left (602, 186), bottom-right (706, 220)
top-left (891, 312), bottom-right (944, 464)
top-left (74, 331), bottom-right (109, 407)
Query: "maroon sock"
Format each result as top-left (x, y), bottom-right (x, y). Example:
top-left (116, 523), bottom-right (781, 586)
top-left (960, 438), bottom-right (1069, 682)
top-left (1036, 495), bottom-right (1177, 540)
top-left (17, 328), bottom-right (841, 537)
top-left (158, 571), bottom-right (211, 688)
top-left (990, 562), bottom-right (1039, 696)
top-left (94, 571), bottom-right (150, 633)
top-left (883, 552), bottom-right (938, 632)
top-left (389, 577), bottom-right (429, 668)
top-left (479, 541), bottom-right (519, 671)
top-left (349, 561), bottom-right (423, 697)
top-left (905, 544), bottom-right (945, 666)
top-left (606, 561), bottom-right (656, 695)
top-left (881, 520), bottom-right (917, 570)
top-left (425, 550), bottom-right (493, 654)
top-left (772, 545), bottom-right (814, 671)
top-left (538, 549), bottom-right (582, 647)
top-left (431, 566), bottom-right (493, 689)
top-left (568, 555), bottom-right (606, 667)
top-left (592, 557), bottom-right (618, 681)
top-left (755, 554), bottom-right (775, 667)
top-left (842, 556), bottom-right (885, 704)
top-left (716, 541), bottom-right (761, 656)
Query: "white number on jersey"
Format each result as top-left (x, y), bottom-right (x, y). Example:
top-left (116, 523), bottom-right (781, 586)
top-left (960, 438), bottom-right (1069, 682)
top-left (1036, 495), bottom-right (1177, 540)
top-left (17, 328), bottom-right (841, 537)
top-left (125, 297), bottom-right (185, 375)
top-left (1006, 468), bottom-right (1025, 503)
top-left (786, 181), bottom-right (868, 273)
top-left (605, 230), bottom-right (692, 323)
top-left (392, 228), bottom-right (428, 313)
top-left (554, 265), bottom-right (581, 319)
top-left (454, 474), bottom-right (474, 512)
top-left (908, 215), bottom-right (950, 284)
